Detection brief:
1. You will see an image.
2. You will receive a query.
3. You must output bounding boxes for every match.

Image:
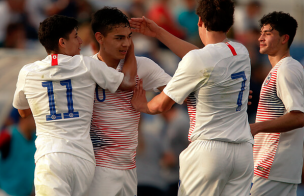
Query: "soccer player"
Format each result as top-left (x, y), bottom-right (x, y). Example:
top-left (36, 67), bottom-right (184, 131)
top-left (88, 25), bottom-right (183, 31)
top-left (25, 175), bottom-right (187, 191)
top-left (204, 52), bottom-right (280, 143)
top-left (88, 7), bottom-right (172, 196)
top-left (12, 15), bottom-right (137, 196)
top-left (250, 12), bottom-right (304, 196)
top-left (130, 0), bottom-right (254, 195)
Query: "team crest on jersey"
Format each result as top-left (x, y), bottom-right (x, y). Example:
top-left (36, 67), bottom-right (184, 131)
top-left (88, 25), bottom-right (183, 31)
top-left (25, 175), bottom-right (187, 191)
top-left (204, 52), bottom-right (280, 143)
top-left (257, 166), bottom-right (264, 171)
top-left (263, 72), bottom-right (272, 86)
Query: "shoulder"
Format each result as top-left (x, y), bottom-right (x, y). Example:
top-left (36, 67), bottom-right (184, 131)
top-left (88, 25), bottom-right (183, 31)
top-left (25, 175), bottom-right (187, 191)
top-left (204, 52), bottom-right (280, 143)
top-left (74, 54), bottom-right (87, 61)
top-left (229, 41), bottom-right (249, 54)
top-left (173, 49), bottom-right (207, 76)
top-left (69, 54), bottom-right (96, 63)
top-left (19, 62), bottom-right (35, 77)
top-left (180, 48), bottom-right (210, 68)
top-left (81, 55), bottom-right (105, 67)
top-left (135, 56), bottom-right (165, 78)
top-left (182, 49), bottom-right (203, 63)
top-left (90, 53), bottom-right (98, 60)
top-left (135, 56), bottom-right (160, 71)
top-left (278, 57), bottom-right (303, 75)
top-left (280, 57), bottom-right (303, 70)
top-left (277, 57), bottom-right (304, 81)
top-left (135, 56), bottom-right (156, 66)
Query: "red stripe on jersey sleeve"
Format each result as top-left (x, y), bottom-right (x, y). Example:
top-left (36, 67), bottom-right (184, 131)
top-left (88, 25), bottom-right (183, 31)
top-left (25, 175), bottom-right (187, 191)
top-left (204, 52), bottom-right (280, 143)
top-left (225, 42), bottom-right (237, 56)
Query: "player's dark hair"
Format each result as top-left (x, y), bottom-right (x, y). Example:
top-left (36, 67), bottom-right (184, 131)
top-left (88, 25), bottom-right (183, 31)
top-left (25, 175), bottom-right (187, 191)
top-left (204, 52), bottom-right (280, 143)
top-left (38, 15), bottom-right (78, 54)
top-left (196, 0), bottom-right (234, 32)
top-left (91, 6), bottom-right (130, 36)
top-left (260, 11), bottom-right (298, 48)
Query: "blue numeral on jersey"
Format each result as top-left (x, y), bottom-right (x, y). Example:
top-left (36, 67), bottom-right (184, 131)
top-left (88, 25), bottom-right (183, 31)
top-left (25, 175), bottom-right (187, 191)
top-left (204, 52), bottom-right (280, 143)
top-left (42, 81), bottom-right (62, 121)
top-left (42, 79), bottom-right (79, 121)
top-left (95, 86), bottom-right (106, 102)
top-left (231, 71), bottom-right (247, 111)
top-left (60, 79), bottom-right (79, 119)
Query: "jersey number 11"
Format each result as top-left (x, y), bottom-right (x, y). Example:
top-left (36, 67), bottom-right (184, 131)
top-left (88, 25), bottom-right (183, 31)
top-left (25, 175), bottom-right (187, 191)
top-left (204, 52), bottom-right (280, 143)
top-left (42, 79), bottom-right (79, 121)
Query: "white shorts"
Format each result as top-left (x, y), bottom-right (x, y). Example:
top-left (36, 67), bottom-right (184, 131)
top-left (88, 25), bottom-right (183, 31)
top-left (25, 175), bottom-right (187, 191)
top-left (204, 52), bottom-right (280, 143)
top-left (178, 140), bottom-right (254, 196)
top-left (88, 167), bottom-right (137, 196)
top-left (34, 153), bottom-right (95, 196)
top-left (250, 176), bottom-right (297, 196)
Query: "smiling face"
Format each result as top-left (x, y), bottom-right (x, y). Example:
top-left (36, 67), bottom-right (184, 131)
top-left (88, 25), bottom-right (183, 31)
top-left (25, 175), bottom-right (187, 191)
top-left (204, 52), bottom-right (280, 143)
top-left (100, 25), bottom-right (132, 61)
top-left (63, 28), bottom-right (83, 56)
top-left (258, 24), bottom-right (285, 56)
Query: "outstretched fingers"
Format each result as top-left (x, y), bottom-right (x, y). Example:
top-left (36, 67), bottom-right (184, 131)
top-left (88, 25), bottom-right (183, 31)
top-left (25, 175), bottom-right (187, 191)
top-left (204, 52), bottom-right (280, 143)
top-left (130, 17), bottom-right (144, 22)
top-left (129, 20), bottom-right (142, 33)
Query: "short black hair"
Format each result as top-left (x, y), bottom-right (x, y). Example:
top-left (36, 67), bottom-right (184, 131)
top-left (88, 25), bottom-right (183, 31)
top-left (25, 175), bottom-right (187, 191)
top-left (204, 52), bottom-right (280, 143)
top-left (196, 0), bottom-right (234, 32)
top-left (91, 6), bottom-right (130, 36)
top-left (38, 15), bottom-right (78, 54)
top-left (260, 11), bottom-right (298, 48)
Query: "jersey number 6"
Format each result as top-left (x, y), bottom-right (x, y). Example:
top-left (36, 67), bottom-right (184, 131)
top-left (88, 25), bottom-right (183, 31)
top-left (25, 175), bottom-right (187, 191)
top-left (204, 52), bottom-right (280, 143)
top-left (42, 79), bottom-right (79, 121)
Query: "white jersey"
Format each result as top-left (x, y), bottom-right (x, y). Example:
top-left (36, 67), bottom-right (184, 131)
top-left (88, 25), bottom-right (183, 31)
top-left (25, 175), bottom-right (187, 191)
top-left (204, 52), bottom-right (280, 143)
top-left (163, 41), bottom-right (253, 144)
top-left (253, 57), bottom-right (304, 184)
top-left (13, 54), bottom-right (124, 164)
top-left (90, 54), bottom-right (171, 170)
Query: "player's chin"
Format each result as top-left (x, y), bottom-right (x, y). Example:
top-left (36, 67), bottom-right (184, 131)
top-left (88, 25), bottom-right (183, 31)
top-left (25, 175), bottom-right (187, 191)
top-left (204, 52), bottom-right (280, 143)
top-left (259, 48), bottom-right (267, 54)
top-left (74, 50), bottom-right (81, 56)
top-left (118, 54), bottom-right (127, 59)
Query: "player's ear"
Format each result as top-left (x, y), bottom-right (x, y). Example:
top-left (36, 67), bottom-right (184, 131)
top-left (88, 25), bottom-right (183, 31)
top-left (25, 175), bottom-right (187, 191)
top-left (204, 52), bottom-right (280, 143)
top-left (198, 17), bottom-right (203, 27)
top-left (281, 34), bottom-right (289, 46)
top-left (95, 32), bottom-right (104, 45)
top-left (58, 38), bottom-right (65, 48)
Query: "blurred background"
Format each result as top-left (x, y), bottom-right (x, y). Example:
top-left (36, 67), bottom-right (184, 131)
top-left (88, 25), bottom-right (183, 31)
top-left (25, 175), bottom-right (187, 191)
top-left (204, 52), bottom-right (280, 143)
top-left (0, 0), bottom-right (303, 195)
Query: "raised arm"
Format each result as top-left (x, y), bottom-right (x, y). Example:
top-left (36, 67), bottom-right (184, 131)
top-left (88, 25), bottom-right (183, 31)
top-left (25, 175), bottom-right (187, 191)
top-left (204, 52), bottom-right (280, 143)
top-left (118, 41), bottom-right (137, 91)
top-left (130, 16), bottom-right (199, 58)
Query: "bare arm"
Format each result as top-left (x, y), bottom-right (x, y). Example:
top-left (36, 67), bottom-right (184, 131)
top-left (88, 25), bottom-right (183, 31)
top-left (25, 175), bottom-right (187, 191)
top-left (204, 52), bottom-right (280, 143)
top-left (250, 111), bottom-right (304, 136)
top-left (131, 80), bottom-right (175, 114)
top-left (118, 41), bottom-right (137, 91)
top-left (18, 108), bottom-right (32, 118)
top-left (130, 17), bottom-right (198, 58)
top-left (157, 85), bottom-right (166, 92)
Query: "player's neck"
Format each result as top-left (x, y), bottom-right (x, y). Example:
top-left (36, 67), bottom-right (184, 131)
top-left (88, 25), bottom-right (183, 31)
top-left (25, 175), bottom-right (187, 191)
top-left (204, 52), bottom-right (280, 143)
top-left (97, 52), bottom-right (120, 69)
top-left (203, 31), bottom-right (228, 45)
top-left (268, 49), bottom-right (290, 67)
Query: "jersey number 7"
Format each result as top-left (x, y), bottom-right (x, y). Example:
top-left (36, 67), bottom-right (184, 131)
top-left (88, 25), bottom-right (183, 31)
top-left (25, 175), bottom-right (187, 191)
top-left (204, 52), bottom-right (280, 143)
top-left (42, 79), bottom-right (79, 121)
top-left (231, 71), bottom-right (247, 112)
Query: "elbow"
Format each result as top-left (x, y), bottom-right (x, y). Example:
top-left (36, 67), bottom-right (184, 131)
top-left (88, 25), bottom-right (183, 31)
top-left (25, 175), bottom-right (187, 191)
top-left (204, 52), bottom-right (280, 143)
top-left (150, 103), bottom-right (169, 114)
top-left (18, 109), bottom-right (32, 118)
top-left (18, 110), bottom-right (27, 118)
top-left (20, 113), bottom-right (27, 118)
top-left (295, 112), bottom-right (304, 128)
top-left (299, 117), bottom-right (304, 128)
top-left (157, 105), bottom-right (168, 113)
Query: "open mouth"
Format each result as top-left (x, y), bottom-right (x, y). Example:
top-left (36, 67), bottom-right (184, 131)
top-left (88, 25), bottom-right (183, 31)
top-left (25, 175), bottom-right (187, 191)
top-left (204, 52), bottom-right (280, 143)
top-left (119, 50), bottom-right (127, 54)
